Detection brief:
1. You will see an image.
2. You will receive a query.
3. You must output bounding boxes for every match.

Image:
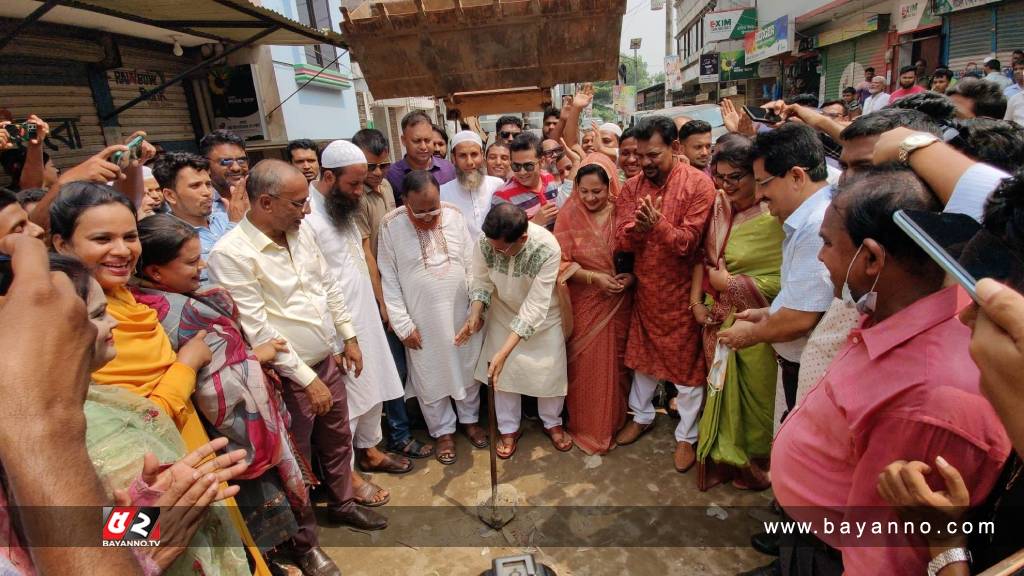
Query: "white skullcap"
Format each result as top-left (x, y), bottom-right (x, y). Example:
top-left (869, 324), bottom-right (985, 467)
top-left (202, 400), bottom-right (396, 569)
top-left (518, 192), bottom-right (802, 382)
top-left (142, 165), bottom-right (154, 180)
top-left (872, 75), bottom-right (886, 83)
top-left (321, 139), bottom-right (367, 169)
top-left (449, 130), bottom-right (483, 151)
top-left (599, 122), bottom-right (623, 138)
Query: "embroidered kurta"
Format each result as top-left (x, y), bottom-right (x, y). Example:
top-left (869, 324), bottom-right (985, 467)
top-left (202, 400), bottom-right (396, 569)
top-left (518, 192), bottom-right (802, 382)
top-left (377, 204), bottom-right (483, 404)
top-left (306, 189), bottom-right (403, 419)
top-left (470, 222), bottom-right (568, 397)
top-left (614, 161), bottom-right (715, 385)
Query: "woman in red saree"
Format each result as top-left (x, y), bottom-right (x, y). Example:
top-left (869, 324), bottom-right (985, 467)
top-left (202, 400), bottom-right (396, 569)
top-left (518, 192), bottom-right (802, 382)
top-left (555, 153), bottom-right (636, 454)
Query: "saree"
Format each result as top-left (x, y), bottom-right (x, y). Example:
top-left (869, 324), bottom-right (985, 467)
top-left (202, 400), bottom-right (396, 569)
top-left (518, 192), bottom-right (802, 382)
top-left (85, 385), bottom-right (250, 576)
top-left (131, 282), bottom-right (309, 551)
top-left (554, 153), bottom-right (633, 455)
top-left (696, 196), bottom-right (784, 480)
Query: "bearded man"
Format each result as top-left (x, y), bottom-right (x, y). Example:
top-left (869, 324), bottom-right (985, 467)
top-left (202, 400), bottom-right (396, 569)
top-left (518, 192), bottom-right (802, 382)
top-left (440, 131), bottom-right (504, 240)
top-left (306, 139), bottom-right (410, 505)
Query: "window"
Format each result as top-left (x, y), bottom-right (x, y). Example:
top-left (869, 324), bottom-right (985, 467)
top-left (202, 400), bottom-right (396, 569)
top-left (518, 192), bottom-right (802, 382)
top-left (296, 0), bottom-right (339, 71)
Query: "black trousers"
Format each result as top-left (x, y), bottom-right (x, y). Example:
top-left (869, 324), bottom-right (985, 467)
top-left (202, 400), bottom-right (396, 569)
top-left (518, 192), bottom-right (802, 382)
top-left (778, 356), bottom-right (800, 422)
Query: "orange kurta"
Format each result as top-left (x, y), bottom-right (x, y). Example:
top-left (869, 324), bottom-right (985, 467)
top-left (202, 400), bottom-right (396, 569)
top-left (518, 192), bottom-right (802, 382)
top-left (614, 161), bottom-right (715, 386)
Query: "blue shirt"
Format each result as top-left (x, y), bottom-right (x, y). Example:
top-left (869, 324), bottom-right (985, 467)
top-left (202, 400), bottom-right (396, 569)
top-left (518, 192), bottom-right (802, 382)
top-left (770, 184), bottom-right (835, 362)
top-left (1004, 84), bottom-right (1022, 98)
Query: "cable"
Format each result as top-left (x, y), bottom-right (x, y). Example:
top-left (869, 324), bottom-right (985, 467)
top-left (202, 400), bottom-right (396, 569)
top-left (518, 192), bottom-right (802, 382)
top-left (264, 48), bottom-right (348, 120)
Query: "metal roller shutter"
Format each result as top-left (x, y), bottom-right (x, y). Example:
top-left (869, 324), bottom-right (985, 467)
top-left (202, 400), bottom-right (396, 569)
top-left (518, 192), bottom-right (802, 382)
top-left (108, 45), bottom-right (199, 147)
top-left (996, 0), bottom-right (1024, 65)
top-left (947, 7), bottom-right (993, 75)
top-left (823, 30), bottom-right (887, 100)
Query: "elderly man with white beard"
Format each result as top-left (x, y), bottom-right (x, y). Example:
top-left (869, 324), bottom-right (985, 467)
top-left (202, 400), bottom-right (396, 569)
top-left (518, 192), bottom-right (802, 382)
top-left (378, 170), bottom-right (487, 465)
top-left (440, 130), bottom-right (504, 240)
top-left (306, 139), bottom-right (410, 508)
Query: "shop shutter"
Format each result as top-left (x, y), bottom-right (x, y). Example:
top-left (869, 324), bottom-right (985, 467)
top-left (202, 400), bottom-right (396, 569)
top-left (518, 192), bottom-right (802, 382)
top-left (824, 40), bottom-right (855, 100)
top-left (996, 0), bottom-right (1024, 65)
top-left (109, 45), bottom-right (199, 147)
top-left (855, 31), bottom-right (888, 80)
top-left (947, 7), bottom-right (993, 76)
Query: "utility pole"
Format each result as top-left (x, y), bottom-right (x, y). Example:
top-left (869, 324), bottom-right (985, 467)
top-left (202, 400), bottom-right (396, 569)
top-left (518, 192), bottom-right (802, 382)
top-left (665, 0), bottom-right (673, 58)
top-left (630, 37), bottom-right (642, 85)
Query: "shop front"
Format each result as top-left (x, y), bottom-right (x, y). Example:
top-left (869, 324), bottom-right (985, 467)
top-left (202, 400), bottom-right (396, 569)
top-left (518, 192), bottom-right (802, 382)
top-left (810, 11), bottom-right (891, 101)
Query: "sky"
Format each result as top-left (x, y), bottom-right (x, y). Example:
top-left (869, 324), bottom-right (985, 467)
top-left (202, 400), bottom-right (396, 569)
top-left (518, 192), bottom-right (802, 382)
top-left (619, 0), bottom-right (670, 76)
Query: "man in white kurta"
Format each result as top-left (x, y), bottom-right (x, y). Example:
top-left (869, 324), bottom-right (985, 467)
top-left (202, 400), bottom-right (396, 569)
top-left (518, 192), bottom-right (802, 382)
top-left (458, 202), bottom-right (570, 458)
top-left (377, 173), bottom-right (486, 464)
top-left (305, 140), bottom-right (409, 477)
top-left (439, 130), bottom-right (504, 241)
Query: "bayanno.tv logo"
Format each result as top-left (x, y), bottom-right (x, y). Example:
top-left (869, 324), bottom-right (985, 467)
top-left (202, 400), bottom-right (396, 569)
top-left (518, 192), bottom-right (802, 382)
top-left (102, 507), bottom-right (161, 547)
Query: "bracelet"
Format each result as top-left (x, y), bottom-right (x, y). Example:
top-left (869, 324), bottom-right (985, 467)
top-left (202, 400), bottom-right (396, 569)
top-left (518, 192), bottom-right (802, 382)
top-left (587, 271), bottom-right (593, 285)
top-left (688, 301), bottom-right (703, 310)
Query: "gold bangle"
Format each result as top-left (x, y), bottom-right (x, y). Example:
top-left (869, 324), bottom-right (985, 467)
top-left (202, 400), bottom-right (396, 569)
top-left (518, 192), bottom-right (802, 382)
top-left (587, 271), bottom-right (593, 285)
top-left (688, 301), bottom-right (702, 310)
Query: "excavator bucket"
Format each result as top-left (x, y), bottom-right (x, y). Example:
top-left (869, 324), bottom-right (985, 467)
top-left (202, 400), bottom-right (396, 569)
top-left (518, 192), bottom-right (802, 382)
top-left (340, 0), bottom-right (626, 109)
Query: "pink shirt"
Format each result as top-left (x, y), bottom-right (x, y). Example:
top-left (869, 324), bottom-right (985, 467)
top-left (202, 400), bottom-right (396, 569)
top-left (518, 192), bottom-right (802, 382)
top-left (771, 286), bottom-right (1010, 575)
top-left (889, 84), bottom-right (927, 102)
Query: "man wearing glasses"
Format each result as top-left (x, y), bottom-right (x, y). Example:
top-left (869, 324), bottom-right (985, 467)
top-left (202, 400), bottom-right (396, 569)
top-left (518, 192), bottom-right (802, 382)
top-left (491, 133), bottom-right (561, 230)
top-left (199, 129), bottom-right (250, 223)
top-left (495, 115), bottom-right (524, 145)
top-left (385, 111), bottom-right (456, 203)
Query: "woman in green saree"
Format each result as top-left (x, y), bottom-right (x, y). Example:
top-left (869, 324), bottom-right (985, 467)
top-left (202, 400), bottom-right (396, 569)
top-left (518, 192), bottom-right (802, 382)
top-left (691, 138), bottom-right (785, 492)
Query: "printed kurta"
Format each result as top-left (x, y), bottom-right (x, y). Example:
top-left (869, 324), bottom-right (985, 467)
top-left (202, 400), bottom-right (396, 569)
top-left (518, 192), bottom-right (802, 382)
top-left (470, 222), bottom-right (568, 397)
top-left (377, 203), bottom-right (483, 404)
top-left (614, 161), bottom-right (715, 385)
top-left (306, 189), bottom-right (403, 419)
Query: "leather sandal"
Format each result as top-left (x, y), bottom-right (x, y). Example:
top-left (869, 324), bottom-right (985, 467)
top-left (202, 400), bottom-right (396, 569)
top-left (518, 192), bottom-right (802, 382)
top-left (353, 480), bottom-right (390, 507)
top-left (357, 452), bottom-right (414, 475)
top-left (496, 431), bottom-right (522, 459)
top-left (543, 425), bottom-right (574, 452)
top-left (463, 423), bottom-right (489, 448)
top-left (435, 433), bottom-right (457, 465)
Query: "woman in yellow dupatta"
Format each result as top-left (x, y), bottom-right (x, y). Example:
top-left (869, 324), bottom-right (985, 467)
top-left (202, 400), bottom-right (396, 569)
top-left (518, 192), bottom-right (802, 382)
top-left (51, 182), bottom-right (271, 575)
top-left (554, 153), bottom-right (636, 454)
top-left (690, 139), bottom-right (785, 491)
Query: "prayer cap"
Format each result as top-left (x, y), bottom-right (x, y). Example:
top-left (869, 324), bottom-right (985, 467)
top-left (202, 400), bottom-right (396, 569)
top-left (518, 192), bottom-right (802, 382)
top-left (321, 139), bottom-right (367, 169)
top-left (450, 130), bottom-right (483, 151)
top-left (599, 123), bottom-right (623, 137)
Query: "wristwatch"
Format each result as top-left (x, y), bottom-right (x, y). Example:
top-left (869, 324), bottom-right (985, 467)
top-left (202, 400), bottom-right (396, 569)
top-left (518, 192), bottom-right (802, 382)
top-left (927, 548), bottom-right (970, 576)
top-left (897, 132), bottom-right (940, 165)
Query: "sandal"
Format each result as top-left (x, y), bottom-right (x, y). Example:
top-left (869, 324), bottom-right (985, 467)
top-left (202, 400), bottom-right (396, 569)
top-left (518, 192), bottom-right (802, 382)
top-left (388, 437), bottom-right (434, 459)
top-left (357, 452), bottom-right (414, 475)
top-left (496, 431), bottom-right (522, 460)
top-left (463, 423), bottom-right (489, 449)
top-left (435, 434), bottom-right (457, 465)
top-left (353, 480), bottom-right (390, 507)
top-left (543, 425), bottom-right (574, 452)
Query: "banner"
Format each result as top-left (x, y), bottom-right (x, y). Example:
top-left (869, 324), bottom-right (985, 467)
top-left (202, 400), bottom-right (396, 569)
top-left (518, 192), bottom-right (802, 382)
top-left (207, 65), bottom-right (266, 140)
top-left (933, 0), bottom-right (998, 14)
top-left (702, 8), bottom-right (758, 42)
top-left (665, 55), bottom-right (684, 91)
top-left (814, 14), bottom-right (879, 47)
top-left (895, 0), bottom-right (941, 33)
top-left (699, 53), bottom-right (720, 84)
top-left (613, 85), bottom-right (636, 120)
top-left (744, 15), bottom-right (792, 64)
top-left (719, 50), bottom-right (758, 81)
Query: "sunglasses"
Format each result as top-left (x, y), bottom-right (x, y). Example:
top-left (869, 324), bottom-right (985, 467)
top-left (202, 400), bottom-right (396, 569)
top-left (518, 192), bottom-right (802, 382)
top-left (410, 208), bottom-right (442, 220)
top-left (217, 157), bottom-right (249, 167)
top-left (500, 131), bottom-right (521, 140)
top-left (511, 162), bottom-right (537, 173)
top-left (367, 162), bottom-right (392, 173)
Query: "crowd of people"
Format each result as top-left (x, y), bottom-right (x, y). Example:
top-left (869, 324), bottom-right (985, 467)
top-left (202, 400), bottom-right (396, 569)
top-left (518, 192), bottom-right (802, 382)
top-left (2, 62), bottom-right (1024, 576)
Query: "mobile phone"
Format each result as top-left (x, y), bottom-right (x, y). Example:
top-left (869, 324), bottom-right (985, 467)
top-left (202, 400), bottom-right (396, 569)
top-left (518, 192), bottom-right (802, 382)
top-left (0, 255), bottom-right (13, 295)
top-left (742, 105), bottom-right (782, 124)
top-left (3, 122), bottom-right (37, 143)
top-left (894, 209), bottom-right (1024, 301)
top-left (111, 135), bottom-right (145, 169)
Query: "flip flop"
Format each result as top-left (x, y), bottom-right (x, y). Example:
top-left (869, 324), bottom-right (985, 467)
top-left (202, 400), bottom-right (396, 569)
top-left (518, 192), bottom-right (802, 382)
top-left (496, 431), bottom-right (522, 460)
top-left (543, 425), bottom-right (574, 452)
top-left (463, 423), bottom-right (489, 449)
top-left (358, 453), bottom-right (414, 475)
top-left (435, 434), bottom-right (457, 465)
top-left (353, 481), bottom-right (390, 507)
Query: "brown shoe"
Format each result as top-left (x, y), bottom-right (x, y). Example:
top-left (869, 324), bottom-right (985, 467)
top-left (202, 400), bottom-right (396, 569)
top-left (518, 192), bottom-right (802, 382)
top-left (615, 419), bottom-right (655, 446)
top-left (295, 547), bottom-right (342, 576)
top-left (674, 441), bottom-right (696, 473)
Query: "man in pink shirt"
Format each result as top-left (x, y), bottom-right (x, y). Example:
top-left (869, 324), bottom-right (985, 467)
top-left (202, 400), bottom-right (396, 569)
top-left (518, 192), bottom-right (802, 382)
top-left (751, 168), bottom-right (1011, 576)
top-left (889, 65), bottom-right (927, 103)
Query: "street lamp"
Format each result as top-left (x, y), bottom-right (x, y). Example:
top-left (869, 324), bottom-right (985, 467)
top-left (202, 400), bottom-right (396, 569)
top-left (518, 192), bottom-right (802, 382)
top-left (629, 37), bottom-right (642, 85)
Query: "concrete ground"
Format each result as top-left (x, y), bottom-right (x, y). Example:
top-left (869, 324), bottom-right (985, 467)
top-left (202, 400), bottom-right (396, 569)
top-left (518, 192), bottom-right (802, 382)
top-left (316, 410), bottom-right (777, 576)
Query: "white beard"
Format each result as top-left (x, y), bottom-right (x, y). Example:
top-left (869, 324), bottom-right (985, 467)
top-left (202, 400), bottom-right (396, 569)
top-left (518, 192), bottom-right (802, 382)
top-left (457, 166), bottom-right (485, 191)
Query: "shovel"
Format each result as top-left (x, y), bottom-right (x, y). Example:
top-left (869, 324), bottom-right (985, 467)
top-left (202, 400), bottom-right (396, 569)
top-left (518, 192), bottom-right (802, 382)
top-left (478, 370), bottom-right (514, 529)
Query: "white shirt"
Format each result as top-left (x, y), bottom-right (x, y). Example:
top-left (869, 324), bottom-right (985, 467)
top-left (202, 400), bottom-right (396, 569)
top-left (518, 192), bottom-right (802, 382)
top-left (439, 175), bottom-right (503, 240)
top-left (1005, 91), bottom-right (1024, 126)
top-left (770, 185), bottom-right (835, 362)
top-left (207, 217), bottom-right (357, 387)
top-left (945, 162), bottom-right (1010, 223)
top-left (862, 92), bottom-right (890, 114)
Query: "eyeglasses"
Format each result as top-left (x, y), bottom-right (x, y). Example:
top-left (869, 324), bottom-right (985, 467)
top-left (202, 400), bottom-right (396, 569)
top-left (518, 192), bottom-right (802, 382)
top-left (542, 147), bottom-right (565, 157)
top-left (714, 171), bottom-right (748, 185)
top-left (217, 157), bottom-right (249, 167)
top-left (510, 162), bottom-right (537, 173)
top-left (410, 208), bottom-right (441, 220)
top-left (754, 175), bottom-right (777, 187)
top-left (367, 162), bottom-right (392, 173)
top-left (268, 193), bottom-right (309, 209)
top-left (500, 131), bottom-right (521, 140)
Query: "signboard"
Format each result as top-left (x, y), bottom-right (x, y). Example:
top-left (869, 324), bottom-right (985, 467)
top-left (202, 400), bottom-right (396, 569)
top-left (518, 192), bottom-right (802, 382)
top-left (613, 85), bottom-right (636, 120)
top-left (934, 0), bottom-right (998, 14)
top-left (629, 38), bottom-right (642, 50)
top-left (814, 14), bottom-right (879, 47)
top-left (719, 50), bottom-right (758, 81)
top-left (665, 55), bottom-right (684, 91)
top-left (744, 15), bottom-right (792, 64)
top-left (207, 65), bottom-right (266, 140)
top-left (757, 59), bottom-right (781, 78)
top-left (107, 68), bottom-right (173, 108)
top-left (699, 53), bottom-right (720, 83)
top-left (896, 0), bottom-right (941, 31)
top-left (703, 8), bottom-right (758, 42)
